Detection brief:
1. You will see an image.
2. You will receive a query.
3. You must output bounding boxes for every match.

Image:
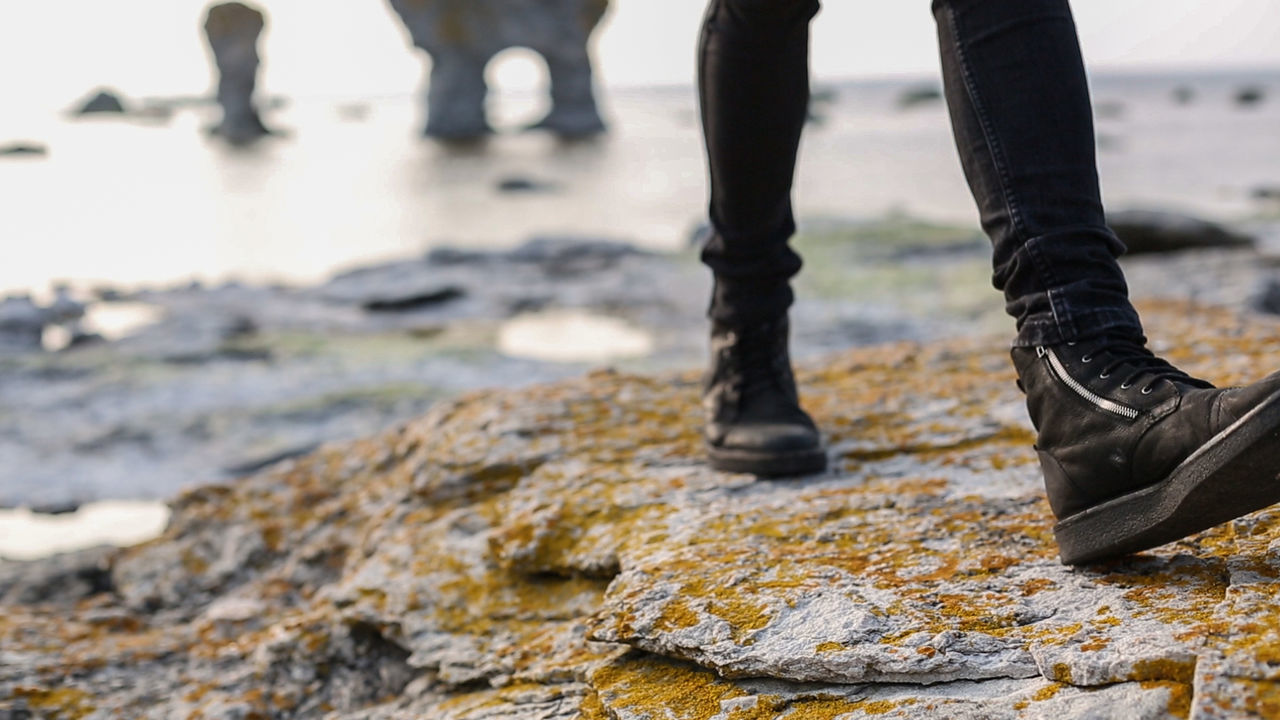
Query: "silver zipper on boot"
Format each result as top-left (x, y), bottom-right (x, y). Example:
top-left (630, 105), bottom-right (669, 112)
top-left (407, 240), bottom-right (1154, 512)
top-left (1036, 346), bottom-right (1140, 420)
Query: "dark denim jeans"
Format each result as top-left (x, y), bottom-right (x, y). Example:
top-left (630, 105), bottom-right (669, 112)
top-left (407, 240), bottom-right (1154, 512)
top-left (698, 0), bottom-right (1145, 347)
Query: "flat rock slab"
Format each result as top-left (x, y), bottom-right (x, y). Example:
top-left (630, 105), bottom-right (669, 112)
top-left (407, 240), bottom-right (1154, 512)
top-left (585, 654), bottom-right (1191, 720)
top-left (4, 301), bottom-right (1280, 718)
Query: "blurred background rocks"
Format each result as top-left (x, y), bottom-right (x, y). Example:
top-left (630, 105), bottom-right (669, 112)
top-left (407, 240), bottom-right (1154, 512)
top-left (386, 0), bottom-right (610, 140)
top-left (203, 2), bottom-right (272, 144)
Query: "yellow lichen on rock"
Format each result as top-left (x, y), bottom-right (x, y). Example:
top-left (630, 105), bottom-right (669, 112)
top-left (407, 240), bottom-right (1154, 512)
top-left (587, 655), bottom-right (880, 720)
top-left (11, 687), bottom-right (95, 720)
top-left (6, 302), bottom-right (1280, 717)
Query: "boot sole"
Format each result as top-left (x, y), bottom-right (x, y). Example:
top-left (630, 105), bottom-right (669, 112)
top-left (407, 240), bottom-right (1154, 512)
top-left (1055, 389), bottom-right (1280, 565)
top-left (707, 444), bottom-right (828, 478)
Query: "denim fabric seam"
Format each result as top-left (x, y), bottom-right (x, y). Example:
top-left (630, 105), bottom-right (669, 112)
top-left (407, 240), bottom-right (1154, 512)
top-left (943, 5), bottom-right (1027, 240)
top-left (1015, 307), bottom-right (1144, 347)
top-left (1024, 236), bottom-right (1075, 340)
top-left (1049, 287), bottom-right (1078, 340)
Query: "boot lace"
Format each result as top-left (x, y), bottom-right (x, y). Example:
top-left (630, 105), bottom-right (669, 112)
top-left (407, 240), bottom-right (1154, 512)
top-left (1076, 336), bottom-right (1213, 393)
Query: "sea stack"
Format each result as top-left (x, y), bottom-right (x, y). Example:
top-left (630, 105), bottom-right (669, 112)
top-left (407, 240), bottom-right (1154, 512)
top-left (75, 89), bottom-right (127, 115)
top-left (386, 0), bottom-right (610, 141)
top-left (203, 2), bottom-right (271, 144)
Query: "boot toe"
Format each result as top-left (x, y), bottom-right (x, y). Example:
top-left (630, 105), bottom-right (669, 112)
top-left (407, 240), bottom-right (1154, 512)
top-left (720, 423), bottom-right (821, 453)
top-left (1216, 371), bottom-right (1280, 426)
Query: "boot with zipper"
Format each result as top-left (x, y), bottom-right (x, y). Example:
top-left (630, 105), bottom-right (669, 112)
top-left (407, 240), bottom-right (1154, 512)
top-left (704, 316), bottom-right (827, 477)
top-left (1013, 335), bottom-right (1280, 564)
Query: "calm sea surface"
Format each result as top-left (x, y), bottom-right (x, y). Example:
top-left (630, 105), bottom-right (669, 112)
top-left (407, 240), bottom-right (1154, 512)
top-left (2, 71), bottom-right (1278, 299)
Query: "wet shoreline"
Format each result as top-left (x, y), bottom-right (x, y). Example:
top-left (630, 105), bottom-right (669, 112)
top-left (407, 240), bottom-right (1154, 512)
top-left (5, 214), bottom-right (1280, 522)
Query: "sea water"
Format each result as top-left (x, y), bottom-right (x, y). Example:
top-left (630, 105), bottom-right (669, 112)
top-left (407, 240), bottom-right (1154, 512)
top-left (1, 71), bottom-right (1278, 559)
top-left (2, 71), bottom-right (1278, 300)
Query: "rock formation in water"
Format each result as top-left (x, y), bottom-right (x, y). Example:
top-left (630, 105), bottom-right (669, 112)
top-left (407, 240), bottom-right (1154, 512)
top-left (387, 0), bottom-right (610, 140)
top-left (0, 291), bottom-right (84, 353)
top-left (75, 89), bottom-right (127, 115)
top-left (203, 2), bottom-right (271, 144)
top-left (0, 296), bottom-right (48, 351)
top-left (0, 142), bottom-right (48, 157)
top-left (7, 301), bottom-right (1280, 718)
top-left (1108, 210), bottom-right (1254, 255)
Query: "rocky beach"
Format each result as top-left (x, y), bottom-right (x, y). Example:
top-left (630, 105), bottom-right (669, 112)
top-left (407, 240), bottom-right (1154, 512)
top-left (5, 300), bottom-right (1280, 718)
top-left (2, 51), bottom-right (1280, 717)
top-left (7, 210), bottom-right (1280, 513)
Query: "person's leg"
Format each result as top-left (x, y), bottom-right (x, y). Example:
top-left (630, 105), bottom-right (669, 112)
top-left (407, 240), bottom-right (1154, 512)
top-left (934, 0), bottom-right (1280, 563)
top-left (698, 0), bottom-right (826, 476)
top-left (699, 0), bottom-right (817, 327)
top-left (934, 0), bottom-right (1139, 346)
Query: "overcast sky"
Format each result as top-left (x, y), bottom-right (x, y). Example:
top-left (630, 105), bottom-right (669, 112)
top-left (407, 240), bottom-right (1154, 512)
top-left (1, 0), bottom-right (1277, 110)
top-left (613, 0), bottom-right (1280, 84)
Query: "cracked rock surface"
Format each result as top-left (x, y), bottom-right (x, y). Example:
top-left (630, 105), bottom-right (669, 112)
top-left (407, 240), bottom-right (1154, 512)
top-left (4, 301), bottom-right (1280, 718)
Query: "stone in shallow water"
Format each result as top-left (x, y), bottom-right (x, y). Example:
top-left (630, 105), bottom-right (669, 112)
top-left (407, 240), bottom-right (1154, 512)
top-left (75, 89), bottom-right (126, 115)
top-left (204, 2), bottom-right (272, 144)
top-left (1109, 210), bottom-right (1253, 255)
top-left (386, 0), bottom-right (609, 139)
top-left (0, 142), bottom-right (47, 157)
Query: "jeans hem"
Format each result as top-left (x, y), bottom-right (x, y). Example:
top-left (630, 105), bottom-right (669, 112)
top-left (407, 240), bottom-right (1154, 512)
top-left (1013, 307), bottom-right (1144, 348)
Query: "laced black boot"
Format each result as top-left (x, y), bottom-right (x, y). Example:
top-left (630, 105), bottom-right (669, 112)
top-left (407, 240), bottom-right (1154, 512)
top-left (1013, 335), bottom-right (1280, 564)
top-left (703, 316), bottom-right (827, 477)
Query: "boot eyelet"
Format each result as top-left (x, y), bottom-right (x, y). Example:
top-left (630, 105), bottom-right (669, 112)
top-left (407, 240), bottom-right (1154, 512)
top-left (1081, 355), bottom-right (1092, 363)
top-left (1099, 371), bottom-right (1110, 379)
top-left (1121, 382), bottom-right (1133, 389)
top-left (1141, 386), bottom-right (1153, 394)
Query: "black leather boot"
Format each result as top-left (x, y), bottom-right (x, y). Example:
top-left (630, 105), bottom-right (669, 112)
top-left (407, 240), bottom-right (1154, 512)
top-left (703, 317), bottom-right (827, 477)
top-left (1013, 335), bottom-right (1280, 564)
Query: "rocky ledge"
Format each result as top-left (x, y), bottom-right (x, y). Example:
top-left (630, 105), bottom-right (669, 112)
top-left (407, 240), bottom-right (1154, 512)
top-left (5, 301), bottom-right (1280, 719)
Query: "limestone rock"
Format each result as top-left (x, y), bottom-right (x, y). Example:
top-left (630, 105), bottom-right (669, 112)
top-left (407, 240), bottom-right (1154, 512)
top-left (1110, 210), bottom-right (1254, 255)
top-left (0, 546), bottom-right (113, 605)
top-left (1252, 277), bottom-right (1280, 316)
top-left (0, 143), bottom-right (47, 158)
top-left (386, 0), bottom-right (610, 140)
top-left (0, 295), bottom-right (47, 351)
top-left (497, 175), bottom-right (562, 194)
top-left (1252, 186), bottom-right (1280, 203)
top-left (426, 235), bottom-right (645, 273)
top-left (320, 261), bottom-right (467, 312)
top-left (898, 85), bottom-right (943, 110)
top-left (587, 655), bottom-right (1190, 720)
top-left (75, 89), bottom-right (126, 115)
top-left (4, 302), bottom-right (1280, 717)
top-left (0, 291), bottom-right (83, 353)
top-left (203, 2), bottom-right (272, 144)
top-left (1235, 86), bottom-right (1266, 107)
